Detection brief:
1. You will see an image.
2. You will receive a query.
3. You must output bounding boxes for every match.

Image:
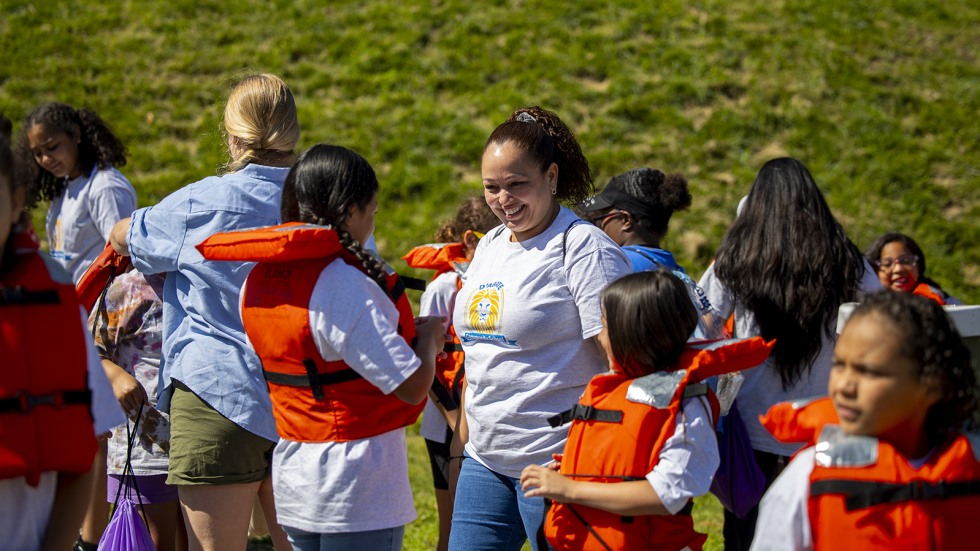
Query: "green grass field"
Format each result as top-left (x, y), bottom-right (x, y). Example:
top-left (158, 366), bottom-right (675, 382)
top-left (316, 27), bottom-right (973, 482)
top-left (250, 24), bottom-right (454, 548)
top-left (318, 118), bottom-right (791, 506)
top-left (2, 1), bottom-right (977, 548)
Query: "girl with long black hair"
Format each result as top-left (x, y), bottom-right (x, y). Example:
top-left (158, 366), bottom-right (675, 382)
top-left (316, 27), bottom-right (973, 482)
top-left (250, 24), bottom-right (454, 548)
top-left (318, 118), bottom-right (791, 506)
top-left (697, 157), bottom-right (881, 550)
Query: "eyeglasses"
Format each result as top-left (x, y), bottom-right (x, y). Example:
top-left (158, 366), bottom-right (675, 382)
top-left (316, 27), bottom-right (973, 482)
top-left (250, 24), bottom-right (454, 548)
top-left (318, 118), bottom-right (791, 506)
top-left (874, 255), bottom-right (919, 270)
top-left (587, 210), bottom-right (626, 228)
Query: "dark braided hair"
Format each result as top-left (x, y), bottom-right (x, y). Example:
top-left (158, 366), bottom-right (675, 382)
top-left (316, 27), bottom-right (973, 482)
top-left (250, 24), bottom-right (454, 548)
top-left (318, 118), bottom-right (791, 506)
top-left (19, 102), bottom-right (127, 207)
top-left (485, 106), bottom-right (593, 205)
top-left (281, 144), bottom-right (388, 291)
top-left (714, 158), bottom-right (867, 390)
top-left (433, 195), bottom-right (498, 243)
top-left (848, 291), bottom-right (977, 444)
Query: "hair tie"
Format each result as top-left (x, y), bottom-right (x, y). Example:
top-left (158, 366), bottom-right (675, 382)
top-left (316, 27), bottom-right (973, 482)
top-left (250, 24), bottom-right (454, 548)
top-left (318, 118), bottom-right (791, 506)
top-left (516, 111), bottom-right (536, 123)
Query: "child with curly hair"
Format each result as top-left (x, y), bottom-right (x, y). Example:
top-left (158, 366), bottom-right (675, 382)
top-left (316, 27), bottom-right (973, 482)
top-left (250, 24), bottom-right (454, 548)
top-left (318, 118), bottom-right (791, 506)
top-left (20, 103), bottom-right (136, 284)
top-left (753, 291), bottom-right (979, 550)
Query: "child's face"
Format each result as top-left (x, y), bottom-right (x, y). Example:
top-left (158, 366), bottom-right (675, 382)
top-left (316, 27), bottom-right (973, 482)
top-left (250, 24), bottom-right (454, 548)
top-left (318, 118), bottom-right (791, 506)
top-left (26, 123), bottom-right (82, 179)
top-left (829, 313), bottom-right (938, 445)
top-left (876, 241), bottom-right (920, 293)
top-left (343, 192), bottom-right (378, 246)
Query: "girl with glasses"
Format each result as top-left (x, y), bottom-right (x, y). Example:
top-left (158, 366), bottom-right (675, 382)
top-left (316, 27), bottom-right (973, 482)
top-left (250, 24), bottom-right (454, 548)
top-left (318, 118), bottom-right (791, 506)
top-left (865, 232), bottom-right (962, 305)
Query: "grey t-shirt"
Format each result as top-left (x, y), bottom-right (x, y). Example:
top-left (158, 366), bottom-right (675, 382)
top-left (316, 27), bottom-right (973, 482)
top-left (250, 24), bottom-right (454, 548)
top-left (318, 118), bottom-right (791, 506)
top-left (453, 207), bottom-right (632, 477)
top-left (45, 166), bottom-right (136, 283)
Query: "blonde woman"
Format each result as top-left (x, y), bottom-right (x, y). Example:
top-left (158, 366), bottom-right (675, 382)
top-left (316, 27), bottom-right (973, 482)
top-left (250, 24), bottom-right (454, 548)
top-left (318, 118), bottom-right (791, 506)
top-left (109, 74), bottom-right (299, 550)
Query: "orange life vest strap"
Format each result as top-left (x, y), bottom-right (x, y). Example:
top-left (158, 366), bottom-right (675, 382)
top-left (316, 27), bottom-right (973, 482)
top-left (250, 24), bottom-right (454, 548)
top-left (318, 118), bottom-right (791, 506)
top-left (75, 241), bottom-right (132, 313)
top-left (810, 479), bottom-right (980, 511)
top-left (0, 287), bottom-right (60, 305)
top-left (262, 359), bottom-right (363, 399)
top-left (0, 389), bottom-right (91, 414)
top-left (547, 383), bottom-right (708, 428)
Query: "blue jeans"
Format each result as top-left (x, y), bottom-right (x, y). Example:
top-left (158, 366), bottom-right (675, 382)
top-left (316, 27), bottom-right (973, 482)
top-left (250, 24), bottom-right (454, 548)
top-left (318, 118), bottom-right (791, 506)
top-left (283, 525), bottom-right (404, 551)
top-left (449, 453), bottom-right (549, 551)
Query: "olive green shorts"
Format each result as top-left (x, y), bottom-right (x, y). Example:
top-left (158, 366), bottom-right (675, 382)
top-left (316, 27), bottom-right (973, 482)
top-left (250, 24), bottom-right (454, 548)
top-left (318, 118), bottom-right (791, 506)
top-left (167, 382), bottom-right (275, 485)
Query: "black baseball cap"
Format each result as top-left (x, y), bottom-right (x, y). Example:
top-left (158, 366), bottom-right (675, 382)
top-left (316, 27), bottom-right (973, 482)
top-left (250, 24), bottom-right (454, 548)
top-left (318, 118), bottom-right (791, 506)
top-left (580, 179), bottom-right (656, 218)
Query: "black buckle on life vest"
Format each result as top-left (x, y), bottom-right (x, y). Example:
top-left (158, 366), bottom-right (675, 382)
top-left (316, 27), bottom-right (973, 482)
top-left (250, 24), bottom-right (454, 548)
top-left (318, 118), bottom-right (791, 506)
top-left (304, 359), bottom-right (325, 401)
top-left (0, 389), bottom-right (91, 414)
top-left (0, 286), bottom-right (60, 306)
top-left (548, 404), bottom-right (624, 428)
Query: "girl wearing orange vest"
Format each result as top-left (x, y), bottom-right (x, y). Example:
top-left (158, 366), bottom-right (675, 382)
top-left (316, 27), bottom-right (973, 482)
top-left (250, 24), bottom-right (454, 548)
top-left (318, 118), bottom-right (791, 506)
top-left (402, 195), bottom-right (499, 551)
top-left (204, 144), bottom-right (446, 550)
top-left (521, 270), bottom-right (773, 550)
top-left (752, 291), bottom-right (979, 550)
top-left (0, 115), bottom-right (125, 549)
top-left (864, 232), bottom-right (962, 306)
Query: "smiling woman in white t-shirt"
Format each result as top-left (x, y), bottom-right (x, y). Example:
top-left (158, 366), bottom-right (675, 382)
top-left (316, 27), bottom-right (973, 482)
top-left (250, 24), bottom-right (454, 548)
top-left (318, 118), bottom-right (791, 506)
top-left (448, 106), bottom-right (631, 551)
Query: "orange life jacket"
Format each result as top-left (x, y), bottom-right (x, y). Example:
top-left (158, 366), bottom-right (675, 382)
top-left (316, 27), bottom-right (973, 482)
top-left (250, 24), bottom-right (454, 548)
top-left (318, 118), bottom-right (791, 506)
top-left (545, 337), bottom-right (774, 551)
top-left (197, 222), bottom-right (424, 442)
top-left (0, 238), bottom-right (97, 486)
top-left (759, 396), bottom-right (840, 453)
top-left (911, 281), bottom-right (946, 305)
top-left (75, 241), bottom-right (132, 313)
top-left (402, 242), bottom-right (468, 405)
top-left (765, 397), bottom-right (980, 550)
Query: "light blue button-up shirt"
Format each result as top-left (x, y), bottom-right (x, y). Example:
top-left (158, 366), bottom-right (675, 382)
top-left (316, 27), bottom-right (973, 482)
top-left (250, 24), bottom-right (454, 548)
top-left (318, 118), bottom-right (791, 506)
top-left (127, 164), bottom-right (289, 441)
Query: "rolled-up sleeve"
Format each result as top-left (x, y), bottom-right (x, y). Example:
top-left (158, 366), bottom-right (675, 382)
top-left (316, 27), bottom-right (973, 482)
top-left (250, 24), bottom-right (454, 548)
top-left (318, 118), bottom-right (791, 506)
top-left (646, 396), bottom-right (720, 514)
top-left (127, 203), bottom-right (188, 275)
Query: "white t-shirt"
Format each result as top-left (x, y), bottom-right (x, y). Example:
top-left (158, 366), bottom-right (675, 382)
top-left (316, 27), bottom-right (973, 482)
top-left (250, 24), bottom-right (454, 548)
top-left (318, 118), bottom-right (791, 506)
top-left (453, 207), bottom-right (632, 477)
top-left (46, 166), bottom-right (137, 283)
top-left (750, 447), bottom-right (816, 551)
top-left (419, 270), bottom-right (460, 443)
top-left (698, 262), bottom-right (882, 456)
top-left (647, 396), bottom-right (720, 514)
top-left (266, 259), bottom-right (421, 533)
top-left (0, 304), bottom-right (125, 549)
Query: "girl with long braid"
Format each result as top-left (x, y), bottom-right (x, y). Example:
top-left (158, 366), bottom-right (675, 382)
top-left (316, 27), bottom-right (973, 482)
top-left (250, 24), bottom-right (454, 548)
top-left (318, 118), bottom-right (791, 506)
top-left (198, 143), bottom-right (445, 550)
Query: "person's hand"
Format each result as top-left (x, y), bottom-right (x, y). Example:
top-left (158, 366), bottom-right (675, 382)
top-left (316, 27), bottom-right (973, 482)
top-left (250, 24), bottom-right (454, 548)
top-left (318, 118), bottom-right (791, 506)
top-left (521, 463), bottom-right (572, 501)
top-left (415, 316), bottom-right (448, 359)
top-left (110, 370), bottom-right (148, 417)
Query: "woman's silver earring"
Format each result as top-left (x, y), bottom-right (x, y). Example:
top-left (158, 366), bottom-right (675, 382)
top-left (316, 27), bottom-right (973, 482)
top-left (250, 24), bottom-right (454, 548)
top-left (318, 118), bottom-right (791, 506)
top-left (551, 188), bottom-right (557, 195)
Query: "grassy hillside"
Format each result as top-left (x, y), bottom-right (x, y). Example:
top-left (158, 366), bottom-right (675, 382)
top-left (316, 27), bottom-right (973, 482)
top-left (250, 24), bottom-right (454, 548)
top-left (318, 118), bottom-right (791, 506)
top-left (2, 1), bottom-right (976, 548)
top-left (2, 0), bottom-right (977, 301)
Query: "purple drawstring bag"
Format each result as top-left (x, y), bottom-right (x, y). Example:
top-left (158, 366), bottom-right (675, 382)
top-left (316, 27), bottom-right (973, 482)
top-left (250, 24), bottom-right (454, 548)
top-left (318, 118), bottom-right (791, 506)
top-left (98, 498), bottom-right (155, 551)
top-left (710, 400), bottom-right (767, 518)
top-left (98, 404), bottom-right (156, 551)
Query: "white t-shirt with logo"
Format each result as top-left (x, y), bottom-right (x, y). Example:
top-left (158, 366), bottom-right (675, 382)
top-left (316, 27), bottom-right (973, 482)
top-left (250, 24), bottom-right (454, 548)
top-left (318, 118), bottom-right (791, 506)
top-left (453, 207), bottom-right (632, 478)
top-left (45, 166), bottom-right (137, 283)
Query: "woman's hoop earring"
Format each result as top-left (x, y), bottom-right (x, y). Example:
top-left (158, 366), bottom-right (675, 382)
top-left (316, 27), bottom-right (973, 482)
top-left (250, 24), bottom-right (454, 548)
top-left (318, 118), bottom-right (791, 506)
top-left (551, 188), bottom-right (557, 195)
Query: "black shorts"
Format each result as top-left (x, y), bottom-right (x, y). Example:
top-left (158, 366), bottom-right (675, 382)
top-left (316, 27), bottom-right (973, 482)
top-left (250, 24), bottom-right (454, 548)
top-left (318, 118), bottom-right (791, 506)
top-left (424, 427), bottom-right (454, 490)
